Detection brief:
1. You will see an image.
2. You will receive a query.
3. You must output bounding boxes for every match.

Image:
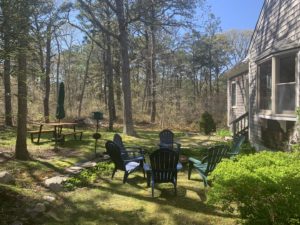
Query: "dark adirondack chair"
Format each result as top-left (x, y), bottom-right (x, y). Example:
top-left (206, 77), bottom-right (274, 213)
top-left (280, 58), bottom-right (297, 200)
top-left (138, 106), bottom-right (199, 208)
top-left (159, 129), bottom-right (181, 153)
top-left (144, 148), bottom-right (179, 197)
top-left (227, 135), bottom-right (245, 158)
top-left (188, 145), bottom-right (229, 187)
top-left (113, 133), bottom-right (145, 162)
top-left (105, 141), bottom-right (144, 184)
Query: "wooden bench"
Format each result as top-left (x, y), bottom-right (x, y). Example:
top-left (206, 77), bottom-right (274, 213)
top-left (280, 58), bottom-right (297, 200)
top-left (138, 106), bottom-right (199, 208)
top-left (29, 130), bottom-right (54, 144)
top-left (60, 131), bottom-right (83, 142)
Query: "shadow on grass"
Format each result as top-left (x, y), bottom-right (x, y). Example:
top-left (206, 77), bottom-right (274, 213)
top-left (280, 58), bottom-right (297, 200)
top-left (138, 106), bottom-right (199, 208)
top-left (95, 175), bottom-right (235, 219)
top-left (0, 184), bottom-right (47, 225)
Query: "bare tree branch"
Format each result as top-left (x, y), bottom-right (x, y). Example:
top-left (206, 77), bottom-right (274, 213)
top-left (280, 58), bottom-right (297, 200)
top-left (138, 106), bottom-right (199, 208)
top-left (67, 18), bottom-right (106, 50)
top-left (78, 0), bottom-right (119, 40)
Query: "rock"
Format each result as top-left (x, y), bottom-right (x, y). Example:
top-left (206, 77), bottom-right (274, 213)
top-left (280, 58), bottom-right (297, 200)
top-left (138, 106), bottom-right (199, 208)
top-left (44, 176), bottom-right (68, 192)
top-left (34, 203), bottom-right (46, 213)
top-left (0, 171), bottom-right (14, 184)
top-left (65, 166), bottom-right (83, 174)
top-left (11, 221), bottom-right (23, 225)
top-left (103, 155), bottom-right (110, 160)
top-left (80, 161), bottom-right (97, 168)
top-left (224, 136), bottom-right (232, 141)
top-left (43, 195), bottom-right (56, 202)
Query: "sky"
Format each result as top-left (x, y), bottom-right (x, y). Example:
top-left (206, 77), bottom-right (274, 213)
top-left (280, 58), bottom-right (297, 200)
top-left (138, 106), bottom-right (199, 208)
top-left (208, 0), bottom-right (265, 31)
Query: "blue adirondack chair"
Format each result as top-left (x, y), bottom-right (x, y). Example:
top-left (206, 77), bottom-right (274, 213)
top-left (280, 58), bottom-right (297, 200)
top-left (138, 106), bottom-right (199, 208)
top-left (113, 133), bottom-right (145, 162)
top-left (227, 135), bottom-right (245, 158)
top-left (188, 145), bottom-right (229, 187)
top-left (105, 141), bottom-right (144, 184)
top-left (159, 129), bottom-right (181, 154)
top-left (144, 148), bottom-right (179, 197)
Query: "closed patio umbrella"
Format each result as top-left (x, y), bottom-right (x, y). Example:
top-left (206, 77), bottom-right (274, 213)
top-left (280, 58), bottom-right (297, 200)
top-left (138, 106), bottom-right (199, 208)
top-left (56, 82), bottom-right (65, 122)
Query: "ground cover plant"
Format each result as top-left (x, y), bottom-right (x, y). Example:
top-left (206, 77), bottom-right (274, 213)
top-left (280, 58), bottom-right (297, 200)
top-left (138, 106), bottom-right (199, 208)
top-left (208, 151), bottom-right (300, 225)
top-left (0, 126), bottom-right (237, 225)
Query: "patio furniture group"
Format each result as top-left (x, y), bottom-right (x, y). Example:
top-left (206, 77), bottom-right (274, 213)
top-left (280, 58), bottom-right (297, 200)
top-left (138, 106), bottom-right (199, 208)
top-left (106, 130), bottom-right (245, 197)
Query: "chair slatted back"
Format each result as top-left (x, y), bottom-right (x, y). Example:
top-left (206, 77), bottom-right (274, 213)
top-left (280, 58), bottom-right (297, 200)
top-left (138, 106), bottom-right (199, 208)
top-left (105, 141), bottom-right (126, 171)
top-left (159, 129), bottom-right (174, 150)
top-left (205, 145), bottom-right (228, 175)
top-left (231, 135), bottom-right (245, 155)
top-left (113, 134), bottom-right (128, 158)
top-left (150, 148), bottom-right (178, 183)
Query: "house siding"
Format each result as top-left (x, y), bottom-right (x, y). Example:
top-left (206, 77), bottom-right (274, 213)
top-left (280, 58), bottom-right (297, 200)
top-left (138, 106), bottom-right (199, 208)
top-left (248, 0), bottom-right (300, 147)
top-left (228, 72), bottom-right (248, 126)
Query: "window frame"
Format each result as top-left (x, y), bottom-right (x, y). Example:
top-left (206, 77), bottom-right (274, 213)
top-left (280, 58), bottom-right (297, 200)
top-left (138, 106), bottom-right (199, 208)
top-left (257, 58), bottom-right (272, 114)
top-left (257, 50), bottom-right (299, 116)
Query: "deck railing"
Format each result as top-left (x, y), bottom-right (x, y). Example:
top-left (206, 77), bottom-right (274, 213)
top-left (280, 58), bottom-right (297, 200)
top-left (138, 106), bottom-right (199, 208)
top-left (230, 112), bottom-right (249, 139)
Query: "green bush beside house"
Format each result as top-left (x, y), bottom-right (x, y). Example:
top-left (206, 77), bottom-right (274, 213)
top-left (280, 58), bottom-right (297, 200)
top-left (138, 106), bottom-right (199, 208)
top-left (207, 151), bottom-right (300, 225)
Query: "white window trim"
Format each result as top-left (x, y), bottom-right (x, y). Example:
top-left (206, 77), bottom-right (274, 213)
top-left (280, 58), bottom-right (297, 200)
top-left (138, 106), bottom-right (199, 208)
top-left (231, 81), bottom-right (237, 108)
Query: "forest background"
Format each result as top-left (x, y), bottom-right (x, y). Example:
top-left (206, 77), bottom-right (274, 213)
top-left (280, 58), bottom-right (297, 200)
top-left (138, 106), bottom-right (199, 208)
top-left (0, 0), bottom-right (252, 144)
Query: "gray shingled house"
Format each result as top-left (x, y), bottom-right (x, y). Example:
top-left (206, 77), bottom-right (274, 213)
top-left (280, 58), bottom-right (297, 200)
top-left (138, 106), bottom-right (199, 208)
top-left (227, 0), bottom-right (300, 149)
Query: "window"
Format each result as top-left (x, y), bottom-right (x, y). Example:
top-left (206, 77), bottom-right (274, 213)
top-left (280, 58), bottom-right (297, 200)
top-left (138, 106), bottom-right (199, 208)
top-left (276, 54), bottom-right (296, 113)
top-left (259, 60), bottom-right (272, 110)
top-left (231, 82), bottom-right (236, 107)
top-left (258, 53), bottom-right (297, 115)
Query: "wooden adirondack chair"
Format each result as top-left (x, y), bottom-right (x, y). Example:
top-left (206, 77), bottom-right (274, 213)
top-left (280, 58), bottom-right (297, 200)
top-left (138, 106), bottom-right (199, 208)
top-left (144, 148), bottom-right (179, 197)
top-left (105, 141), bottom-right (144, 184)
top-left (113, 133), bottom-right (145, 161)
top-left (227, 135), bottom-right (245, 158)
top-left (188, 145), bottom-right (229, 187)
top-left (159, 129), bottom-right (181, 153)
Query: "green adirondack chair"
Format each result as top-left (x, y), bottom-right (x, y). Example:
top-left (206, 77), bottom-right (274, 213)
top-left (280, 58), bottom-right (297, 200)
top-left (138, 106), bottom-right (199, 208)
top-left (188, 145), bottom-right (229, 187)
top-left (227, 135), bottom-right (245, 158)
top-left (144, 148), bottom-right (179, 197)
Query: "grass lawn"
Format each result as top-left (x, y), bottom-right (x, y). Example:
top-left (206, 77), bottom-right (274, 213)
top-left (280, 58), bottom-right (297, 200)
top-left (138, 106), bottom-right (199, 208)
top-left (0, 126), bottom-right (237, 225)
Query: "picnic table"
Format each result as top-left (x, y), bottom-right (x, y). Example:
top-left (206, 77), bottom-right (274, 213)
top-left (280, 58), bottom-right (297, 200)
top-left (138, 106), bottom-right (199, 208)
top-left (29, 122), bottom-right (83, 144)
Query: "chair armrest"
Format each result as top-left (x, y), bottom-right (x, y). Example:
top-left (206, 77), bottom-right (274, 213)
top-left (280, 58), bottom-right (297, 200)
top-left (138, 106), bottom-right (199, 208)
top-left (174, 142), bottom-right (181, 152)
top-left (201, 156), bottom-right (208, 163)
top-left (124, 146), bottom-right (144, 154)
top-left (124, 145), bottom-right (142, 150)
top-left (158, 143), bottom-right (172, 148)
top-left (188, 157), bottom-right (202, 165)
top-left (143, 163), bottom-right (151, 171)
top-left (124, 151), bottom-right (145, 161)
top-left (126, 150), bottom-right (141, 156)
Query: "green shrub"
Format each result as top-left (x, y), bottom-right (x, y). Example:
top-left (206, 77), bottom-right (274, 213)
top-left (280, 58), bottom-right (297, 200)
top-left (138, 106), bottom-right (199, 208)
top-left (199, 111), bottom-right (216, 135)
top-left (208, 151), bottom-right (300, 225)
top-left (291, 144), bottom-right (300, 153)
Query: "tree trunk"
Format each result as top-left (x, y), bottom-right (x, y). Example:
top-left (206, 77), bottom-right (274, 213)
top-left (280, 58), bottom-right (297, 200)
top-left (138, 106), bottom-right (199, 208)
top-left (43, 22), bottom-right (52, 123)
top-left (3, 52), bottom-right (13, 127)
top-left (143, 30), bottom-right (151, 113)
top-left (78, 41), bottom-right (94, 118)
top-left (150, 9), bottom-right (157, 123)
top-left (2, 0), bottom-right (13, 126)
top-left (103, 52), bottom-right (108, 110)
top-left (114, 53), bottom-right (122, 110)
top-left (115, 0), bottom-right (135, 136)
top-left (15, 0), bottom-right (30, 160)
top-left (106, 33), bottom-right (116, 131)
